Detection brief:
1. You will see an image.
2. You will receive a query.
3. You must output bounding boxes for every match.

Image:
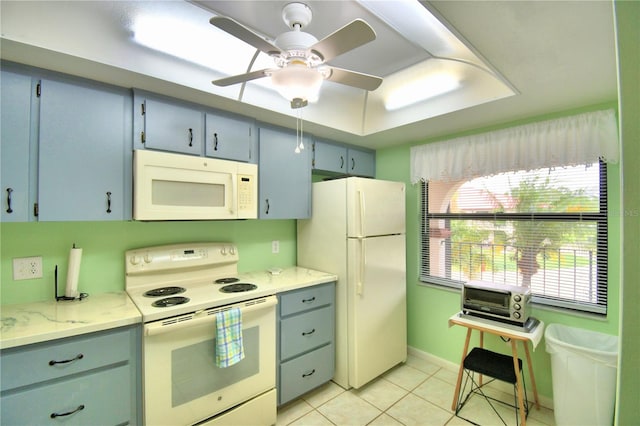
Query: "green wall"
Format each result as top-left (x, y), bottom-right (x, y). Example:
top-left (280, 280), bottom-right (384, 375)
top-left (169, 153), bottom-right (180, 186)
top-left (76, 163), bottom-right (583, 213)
top-left (614, 0), bottom-right (640, 423)
top-left (0, 220), bottom-right (297, 305)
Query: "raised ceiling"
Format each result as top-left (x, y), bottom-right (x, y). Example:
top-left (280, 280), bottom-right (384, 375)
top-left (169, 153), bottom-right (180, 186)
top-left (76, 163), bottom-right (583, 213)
top-left (0, 1), bottom-right (617, 149)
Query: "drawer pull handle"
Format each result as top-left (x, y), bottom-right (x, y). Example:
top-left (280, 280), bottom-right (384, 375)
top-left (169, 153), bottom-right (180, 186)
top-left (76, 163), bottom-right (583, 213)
top-left (188, 128), bottom-right (193, 147)
top-left (49, 353), bottom-right (84, 366)
top-left (51, 404), bottom-right (85, 418)
top-left (302, 369), bottom-right (316, 378)
top-left (302, 328), bottom-right (316, 336)
top-left (302, 296), bottom-right (316, 304)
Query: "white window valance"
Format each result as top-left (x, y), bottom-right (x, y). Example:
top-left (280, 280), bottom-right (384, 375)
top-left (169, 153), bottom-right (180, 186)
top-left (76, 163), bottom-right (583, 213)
top-left (410, 109), bottom-right (619, 183)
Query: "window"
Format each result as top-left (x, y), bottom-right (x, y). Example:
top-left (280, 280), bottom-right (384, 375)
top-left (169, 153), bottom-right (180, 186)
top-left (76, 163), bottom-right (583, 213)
top-left (421, 161), bottom-right (608, 314)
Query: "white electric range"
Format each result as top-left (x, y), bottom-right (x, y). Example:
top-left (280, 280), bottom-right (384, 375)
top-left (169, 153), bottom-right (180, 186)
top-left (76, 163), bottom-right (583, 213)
top-left (125, 242), bottom-right (277, 426)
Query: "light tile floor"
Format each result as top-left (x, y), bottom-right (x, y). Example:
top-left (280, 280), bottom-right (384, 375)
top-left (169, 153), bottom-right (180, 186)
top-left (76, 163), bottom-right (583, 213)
top-left (276, 355), bottom-right (556, 426)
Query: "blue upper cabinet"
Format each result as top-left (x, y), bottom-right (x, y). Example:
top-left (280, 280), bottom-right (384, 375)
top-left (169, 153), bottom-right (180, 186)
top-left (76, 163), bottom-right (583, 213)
top-left (134, 92), bottom-right (203, 156)
top-left (258, 127), bottom-right (311, 219)
top-left (1, 70), bottom-right (34, 222)
top-left (205, 113), bottom-right (257, 163)
top-left (37, 78), bottom-right (132, 221)
top-left (313, 139), bottom-right (375, 177)
top-left (347, 147), bottom-right (375, 177)
top-left (313, 140), bottom-right (348, 174)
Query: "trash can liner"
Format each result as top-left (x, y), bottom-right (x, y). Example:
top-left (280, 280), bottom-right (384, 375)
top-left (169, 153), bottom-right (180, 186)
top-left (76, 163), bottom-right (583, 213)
top-left (545, 323), bottom-right (618, 426)
top-left (545, 324), bottom-right (618, 368)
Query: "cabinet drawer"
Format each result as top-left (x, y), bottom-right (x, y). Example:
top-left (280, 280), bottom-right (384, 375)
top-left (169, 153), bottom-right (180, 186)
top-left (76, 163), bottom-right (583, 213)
top-left (1, 364), bottom-right (131, 425)
top-left (279, 282), bottom-right (334, 317)
top-left (280, 306), bottom-right (333, 360)
top-left (279, 344), bottom-right (334, 405)
top-left (1, 328), bottom-right (131, 391)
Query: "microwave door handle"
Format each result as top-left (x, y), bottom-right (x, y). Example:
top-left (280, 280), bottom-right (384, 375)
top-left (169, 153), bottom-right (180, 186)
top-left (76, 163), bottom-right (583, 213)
top-left (230, 173), bottom-right (236, 215)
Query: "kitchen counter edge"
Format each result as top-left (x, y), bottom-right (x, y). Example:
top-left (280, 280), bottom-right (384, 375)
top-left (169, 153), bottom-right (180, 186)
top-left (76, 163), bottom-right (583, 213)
top-left (1, 267), bottom-right (337, 350)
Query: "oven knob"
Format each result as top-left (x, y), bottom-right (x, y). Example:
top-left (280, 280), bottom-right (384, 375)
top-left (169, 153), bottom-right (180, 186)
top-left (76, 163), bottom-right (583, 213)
top-left (220, 246), bottom-right (227, 255)
top-left (514, 303), bottom-right (521, 310)
top-left (144, 254), bottom-right (153, 263)
top-left (129, 256), bottom-right (140, 265)
top-left (229, 246), bottom-right (236, 255)
top-left (514, 295), bottom-right (522, 302)
top-left (513, 312), bottom-right (521, 319)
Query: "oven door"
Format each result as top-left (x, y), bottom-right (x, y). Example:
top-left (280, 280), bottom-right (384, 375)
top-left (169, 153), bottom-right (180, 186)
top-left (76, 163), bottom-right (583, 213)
top-left (142, 296), bottom-right (277, 426)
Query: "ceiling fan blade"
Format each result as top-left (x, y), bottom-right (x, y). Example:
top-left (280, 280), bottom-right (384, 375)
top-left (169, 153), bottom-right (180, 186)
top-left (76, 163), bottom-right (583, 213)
top-left (310, 19), bottom-right (376, 62)
top-left (210, 16), bottom-right (281, 55)
top-left (325, 66), bottom-right (383, 91)
top-left (212, 69), bottom-right (274, 87)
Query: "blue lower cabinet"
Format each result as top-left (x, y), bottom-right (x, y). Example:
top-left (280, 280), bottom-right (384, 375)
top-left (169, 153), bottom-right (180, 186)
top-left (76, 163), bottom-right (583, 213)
top-left (277, 282), bottom-right (336, 406)
top-left (0, 325), bottom-right (141, 425)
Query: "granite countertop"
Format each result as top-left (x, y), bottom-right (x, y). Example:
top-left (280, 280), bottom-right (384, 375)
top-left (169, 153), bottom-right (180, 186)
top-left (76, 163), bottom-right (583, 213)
top-left (0, 267), bottom-right (337, 350)
top-left (238, 267), bottom-right (337, 295)
top-left (1, 292), bottom-right (142, 350)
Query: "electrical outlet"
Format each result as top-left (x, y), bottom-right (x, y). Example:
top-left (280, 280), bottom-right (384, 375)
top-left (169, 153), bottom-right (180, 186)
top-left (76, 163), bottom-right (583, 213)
top-left (13, 256), bottom-right (43, 280)
top-left (271, 240), bottom-right (280, 254)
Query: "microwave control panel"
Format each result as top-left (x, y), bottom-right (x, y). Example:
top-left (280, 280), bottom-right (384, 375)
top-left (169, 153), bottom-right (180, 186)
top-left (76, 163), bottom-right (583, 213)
top-left (237, 174), bottom-right (256, 214)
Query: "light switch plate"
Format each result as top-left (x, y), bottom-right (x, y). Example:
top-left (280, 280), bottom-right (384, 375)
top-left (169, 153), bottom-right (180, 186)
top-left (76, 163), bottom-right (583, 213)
top-left (13, 256), bottom-right (43, 280)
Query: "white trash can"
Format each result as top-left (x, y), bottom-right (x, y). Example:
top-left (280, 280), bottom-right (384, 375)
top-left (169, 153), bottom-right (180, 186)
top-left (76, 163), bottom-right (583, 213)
top-left (545, 324), bottom-right (618, 426)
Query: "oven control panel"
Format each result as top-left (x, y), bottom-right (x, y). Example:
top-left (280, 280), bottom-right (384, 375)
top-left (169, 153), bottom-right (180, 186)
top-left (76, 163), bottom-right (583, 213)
top-left (125, 242), bottom-right (238, 275)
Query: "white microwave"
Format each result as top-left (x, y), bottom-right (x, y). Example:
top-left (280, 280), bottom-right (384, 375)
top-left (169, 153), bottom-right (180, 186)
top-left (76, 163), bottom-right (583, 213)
top-left (133, 150), bottom-right (257, 220)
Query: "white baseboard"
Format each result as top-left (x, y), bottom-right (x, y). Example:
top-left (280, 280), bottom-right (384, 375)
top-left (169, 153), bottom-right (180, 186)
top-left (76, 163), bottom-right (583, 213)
top-left (407, 346), bottom-right (554, 410)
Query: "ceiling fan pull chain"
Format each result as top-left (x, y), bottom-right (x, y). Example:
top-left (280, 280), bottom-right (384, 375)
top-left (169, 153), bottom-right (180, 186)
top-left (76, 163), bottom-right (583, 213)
top-left (295, 110), bottom-right (300, 153)
top-left (299, 110), bottom-right (304, 151)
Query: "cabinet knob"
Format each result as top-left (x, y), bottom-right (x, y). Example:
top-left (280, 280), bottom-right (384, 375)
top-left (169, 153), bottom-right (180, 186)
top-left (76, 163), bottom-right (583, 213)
top-left (6, 188), bottom-right (13, 213)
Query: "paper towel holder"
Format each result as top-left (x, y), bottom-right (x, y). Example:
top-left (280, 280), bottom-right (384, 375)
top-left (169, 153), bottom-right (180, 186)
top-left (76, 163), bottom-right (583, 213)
top-left (54, 265), bottom-right (88, 302)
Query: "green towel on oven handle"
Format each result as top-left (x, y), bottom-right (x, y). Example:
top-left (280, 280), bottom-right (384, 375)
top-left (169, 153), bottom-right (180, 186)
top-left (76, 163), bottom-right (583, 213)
top-left (215, 307), bottom-right (245, 368)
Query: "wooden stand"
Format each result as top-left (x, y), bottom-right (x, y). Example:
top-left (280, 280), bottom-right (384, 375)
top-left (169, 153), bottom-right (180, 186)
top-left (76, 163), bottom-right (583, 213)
top-left (449, 313), bottom-right (544, 426)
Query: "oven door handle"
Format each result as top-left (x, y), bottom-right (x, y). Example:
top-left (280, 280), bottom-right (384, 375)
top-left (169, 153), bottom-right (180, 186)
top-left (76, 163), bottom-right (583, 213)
top-left (144, 296), bottom-right (277, 337)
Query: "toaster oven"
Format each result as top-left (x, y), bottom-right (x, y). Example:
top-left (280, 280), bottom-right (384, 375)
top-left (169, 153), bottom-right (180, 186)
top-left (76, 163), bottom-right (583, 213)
top-left (462, 280), bottom-right (531, 325)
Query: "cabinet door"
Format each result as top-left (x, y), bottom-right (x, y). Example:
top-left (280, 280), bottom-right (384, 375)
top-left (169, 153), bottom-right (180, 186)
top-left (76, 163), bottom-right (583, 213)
top-left (1, 71), bottom-right (33, 222)
top-left (38, 79), bottom-right (131, 221)
top-left (347, 148), bottom-right (375, 177)
top-left (258, 127), bottom-right (311, 219)
top-left (143, 98), bottom-right (203, 155)
top-left (205, 113), bottom-right (255, 162)
top-left (313, 140), bottom-right (347, 174)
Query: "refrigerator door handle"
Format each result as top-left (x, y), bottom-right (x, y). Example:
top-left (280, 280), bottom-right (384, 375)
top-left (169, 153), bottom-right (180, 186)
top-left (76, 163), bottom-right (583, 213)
top-left (358, 189), bottom-right (366, 237)
top-left (357, 237), bottom-right (365, 296)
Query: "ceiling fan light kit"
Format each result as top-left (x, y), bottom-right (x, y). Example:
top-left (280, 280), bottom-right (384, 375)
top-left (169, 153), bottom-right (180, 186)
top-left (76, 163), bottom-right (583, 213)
top-left (209, 2), bottom-right (382, 108)
top-left (270, 63), bottom-right (324, 107)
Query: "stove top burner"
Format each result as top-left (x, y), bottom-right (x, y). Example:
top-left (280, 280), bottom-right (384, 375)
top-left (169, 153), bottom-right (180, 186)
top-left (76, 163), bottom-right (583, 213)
top-left (144, 286), bottom-right (186, 297)
top-left (151, 296), bottom-right (190, 308)
top-left (219, 283), bottom-right (257, 293)
top-left (215, 277), bottom-right (240, 284)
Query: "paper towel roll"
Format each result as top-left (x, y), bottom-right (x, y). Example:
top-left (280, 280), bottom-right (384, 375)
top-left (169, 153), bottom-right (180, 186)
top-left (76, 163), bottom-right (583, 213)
top-left (65, 246), bottom-right (82, 299)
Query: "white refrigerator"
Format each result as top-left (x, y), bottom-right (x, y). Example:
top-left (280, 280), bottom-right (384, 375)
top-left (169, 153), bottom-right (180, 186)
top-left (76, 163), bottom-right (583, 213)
top-left (297, 177), bottom-right (407, 389)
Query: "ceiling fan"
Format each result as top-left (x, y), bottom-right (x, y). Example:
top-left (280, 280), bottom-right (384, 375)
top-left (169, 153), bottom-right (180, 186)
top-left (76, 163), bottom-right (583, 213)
top-left (210, 2), bottom-right (383, 108)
